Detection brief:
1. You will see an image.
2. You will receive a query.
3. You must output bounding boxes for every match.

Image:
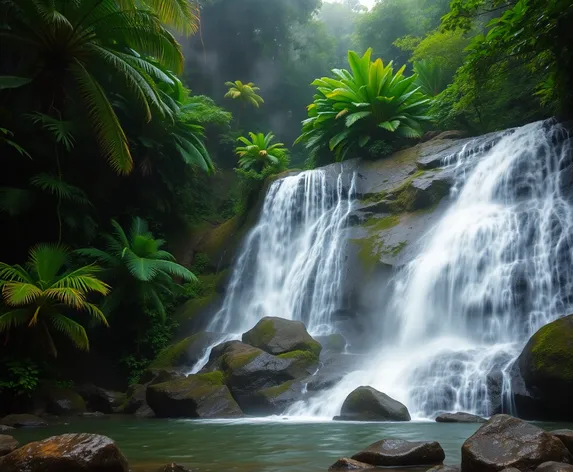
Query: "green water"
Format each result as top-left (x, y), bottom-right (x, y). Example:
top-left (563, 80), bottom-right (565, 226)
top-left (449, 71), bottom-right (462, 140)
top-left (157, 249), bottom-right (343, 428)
top-left (9, 417), bottom-right (573, 472)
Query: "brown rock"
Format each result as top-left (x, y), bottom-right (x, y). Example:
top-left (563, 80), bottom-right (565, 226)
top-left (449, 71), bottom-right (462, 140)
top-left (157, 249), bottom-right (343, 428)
top-left (535, 463), bottom-right (573, 472)
top-left (435, 412), bottom-right (486, 423)
top-left (0, 435), bottom-right (19, 457)
top-left (328, 457), bottom-right (376, 470)
top-left (427, 466), bottom-right (461, 471)
top-left (461, 415), bottom-right (572, 472)
top-left (351, 439), bottom-right (445, 466)
top-left (157, 463), bottom-right (192, 472)
top-left (0, 413), bottom-right (47, 428)
top-left (552, 431), bottom-right (573, 455)
top-left (0, 433), bottom-right (128, 471)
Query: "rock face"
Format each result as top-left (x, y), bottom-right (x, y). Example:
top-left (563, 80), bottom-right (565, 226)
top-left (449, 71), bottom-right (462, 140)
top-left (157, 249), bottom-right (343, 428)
top-left (328, 457), bottom-right (376, 470)
top-left (146, 373), bottom-right (243, 419)
top-left (0, 435), bottom-right (18, 457)
top-left (150, 331), bottom-right (220, 369)
top-left (44, 386), bottom-right (86, 415)
top-left (0, 433), bottom-right (128, 471)
top-left (552, 430), bottom-right (573, 455)
top-left (435, 412), bottom-right (486, 423)
top-left (535, 463), bottom-right (573, 472)
top-left (337, 386), bottom-right (411, 421)
top-left (351, 439), bottom-right (445, 467)
top-left (461, 414), bottom-right (572, 472)
top-left (517, 315), bottom-right (573, 420)
top-left (0, 414), bottom-right (47, 428)
top-left (241, 317), bottom-right (322, 356)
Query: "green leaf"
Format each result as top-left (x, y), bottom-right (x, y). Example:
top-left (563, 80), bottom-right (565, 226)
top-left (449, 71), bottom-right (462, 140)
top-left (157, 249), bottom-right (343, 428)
top-left (0, 76), bottom-right (32, 90)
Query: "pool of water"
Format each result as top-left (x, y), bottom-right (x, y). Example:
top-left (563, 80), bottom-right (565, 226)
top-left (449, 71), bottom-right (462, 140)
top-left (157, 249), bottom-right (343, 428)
top-left (9, 416), bottom-right (573, 472)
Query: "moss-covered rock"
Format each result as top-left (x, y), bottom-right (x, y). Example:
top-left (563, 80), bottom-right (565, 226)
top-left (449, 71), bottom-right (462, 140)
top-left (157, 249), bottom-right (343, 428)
top-left (44, 387), bottom-right (86, 416)
top-left (278, 350), bottom-right (320, 379)
top-left (336, 386), bottom-right (411, 422)
top-left (146, 373), bottom-right (242, 419)
top-left (518, 314), bottom-right (573, 420)
top-left (150, 332), bottom-right (219, 369)
top-left (241, 317), bottom-right (322, 357)
top-left (251, 380), bottom-right (307, 415)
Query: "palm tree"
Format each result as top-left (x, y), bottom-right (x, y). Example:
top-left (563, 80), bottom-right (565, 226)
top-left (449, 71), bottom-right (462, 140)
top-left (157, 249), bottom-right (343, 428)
top-left (224, 81), bottom-right (265, 108)
top-left (77, 218), bottom-right (196, 319)
top-left (1, 0), bottom-right (186, 174)
top-left (0, 245), bottom-right (110, 357)
top-left (236, 132), bottom-right (288, 172)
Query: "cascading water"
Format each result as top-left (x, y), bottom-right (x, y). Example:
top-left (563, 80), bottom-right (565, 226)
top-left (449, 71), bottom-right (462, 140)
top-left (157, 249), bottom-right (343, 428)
top-left (290, 120), bottom-right (573, 419)
top-left (190, 169), bottom-right (356, 373)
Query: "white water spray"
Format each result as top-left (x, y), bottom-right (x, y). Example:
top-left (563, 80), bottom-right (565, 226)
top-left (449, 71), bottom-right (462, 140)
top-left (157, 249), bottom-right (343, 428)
top-left (291, 120), bottom-right (573, 419)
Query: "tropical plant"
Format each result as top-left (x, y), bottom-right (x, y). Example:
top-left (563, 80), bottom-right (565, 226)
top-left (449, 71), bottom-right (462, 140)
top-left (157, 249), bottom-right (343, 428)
top-left (413, 60), bottom-right (449, 97)
top-left (296, 49), bottom-right (433, 161)
top-left (77, 218), bottom-right (196, 319)
top-left (0, 245), bottom-right (110, 357)
top-left (224, 81), bottom-right (265, 108)
top-left (1, 0), bottom-right (185, 174)
top-left (235, 132), bottom-right (288, 172)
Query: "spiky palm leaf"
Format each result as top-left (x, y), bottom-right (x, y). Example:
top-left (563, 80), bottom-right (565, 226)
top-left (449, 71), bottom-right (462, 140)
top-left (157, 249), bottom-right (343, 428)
top-left (413, 60), bottom-right (449, 97)
top-left (0, 245), bottom-right (110, 356)
top-left (2, 0), bottom-right (185, 174)
top-left (296, 49), bottom-right (433, 161)
top-left (235, 132), bottom-right (288, 171)
top-left (224, 81), bottom-right (265, 108)
top-left (77, 217), bottom-right (195, 320)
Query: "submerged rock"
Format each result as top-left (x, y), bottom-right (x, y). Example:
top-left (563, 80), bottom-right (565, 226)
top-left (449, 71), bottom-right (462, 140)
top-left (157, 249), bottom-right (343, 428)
top-left (351, 438), bottom-right (445, 467)
top-left (328, 457), bottom-right (376, 470)
top-left (435, 412), bottom-right (486, 423)
top-left (241, 316), bottom-right (322, 356)
top-left (552, 430), bottom-right (573, 455)
top-left (535, 463), bottom-right (573, 472)
top-left (0, 433), bottom-right (128, 471)
top-left (461, 414), bottom-right (572, 472)
top-left (157, 464), bottom-right (192, 472)
top-left (517, 315), bottom-right (573, 420)
top-left (0, 435), bottom-right (18, 457)
top-left (0, 414), bottom-right (47, 428)
top-left (147, 373), bottom-right (242, 419)
top-left (336, 386), bottom-right (411, 421)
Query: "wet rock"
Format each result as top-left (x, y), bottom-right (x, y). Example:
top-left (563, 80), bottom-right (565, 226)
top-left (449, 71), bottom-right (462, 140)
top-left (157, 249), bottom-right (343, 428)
top-left (0, 413), bottom-right (47, 428)
top-left (139, 368), bottom-right (186, 386)
top-left (315, 333), bottom-right (347, 354)
top-left (552, 430), bottom-right (573, 455)
top-left (0, 425), bottom-right (15, 433)
top-left (336, 386), bottom-right (411, 421)
top-left (157, 464), bottom-right (192, 472)
top-left (123, 384), bottom-right (147, 414)
top-left (0, 433), bottom-right (128, 471)
top-left (517, 315), bottom-right (573, 420)
top-left (251, 380), bottom-right (306, 415)
top-left (134, 404), bottom-right (155, 418)
top-left (461, 414), bottom-right (572, 472)
top-left (0, 435), bottom-right (18, 457)
top-left (499, 469), bottom-right (522, 472)
top-left (328, 457), bottom-right (376, 470)
top-left (535, 463), bottom-right (573, 472)
top-left (77, 384), bottom-right (126, 414)
top-left (80, 411), bottom-right (106, 417)
top-left (426, 466), bottom-right (461, 472)
top-left (351, 438), bottom-right (445, 466)
top-left (242, 317), bottom-right (322, 356)
top-left (44, 386), bottom-right (86, 415)
top-left (435, 412), bottom-right (486, 423)
top-left (150, 332), bottom-right (220, 369)
top-left (306, 353), bottom-right (360, 392)
top-left (146, 373), bottom-right (243, 419)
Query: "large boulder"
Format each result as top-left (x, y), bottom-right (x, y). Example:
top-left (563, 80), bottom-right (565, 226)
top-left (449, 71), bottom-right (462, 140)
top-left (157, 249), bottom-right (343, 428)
top-left (336, 386), bottom-right (411, 421)
top-left (77, 384), bottom-right (126, 414)
top-left (146, 372), bottom-right (243, 419)
top-left (461, 414), bottom-right (572, 472)
top-left (150, 332), bottom-right (220, 369)
top-left (0, 435), bottom-right (18, 457)
top-left (517, 315), bottom-right (573, 420)
top-left (241, 317), bottom-right (322, 356)
top-left (436, 412), bottom-right (486, 423)
top-left (328, 457), bottom-right (375, 470)
top-left (44, 386), bottom-right (86, 415)
top-left (535, 463), bottom-right (573, 472)
top-left (552, 431), bottom-right (573, 455)
top-left (351, 439), bottom-right (445, 467)
top-left (0, 433), bottom-right (128, 472)
top-left (139, 368), bottom-right (186, 386)
top-left (0, 414), bottom-right (47, 428)
top-left (251, 380), bottom-right (307, 415)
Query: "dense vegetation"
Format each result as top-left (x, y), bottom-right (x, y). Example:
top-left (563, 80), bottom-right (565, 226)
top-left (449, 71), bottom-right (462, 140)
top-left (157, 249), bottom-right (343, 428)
top-left (1, 0), bottom-right (571, 402)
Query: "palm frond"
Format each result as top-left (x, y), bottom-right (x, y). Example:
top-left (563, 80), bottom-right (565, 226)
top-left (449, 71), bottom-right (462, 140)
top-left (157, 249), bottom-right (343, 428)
top-left (1, 282), bottom-right (43, 306)
top-left (0, 309), bottom-right (31, 332)
top-left (49, 313), bottom-right (90, 351)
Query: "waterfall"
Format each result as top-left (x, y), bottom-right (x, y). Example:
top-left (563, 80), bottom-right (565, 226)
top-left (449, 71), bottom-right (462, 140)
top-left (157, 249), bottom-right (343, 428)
top-left (192, 169), bottom-right (355, 373)
top-left (291, 120), bottom-right (573, 419)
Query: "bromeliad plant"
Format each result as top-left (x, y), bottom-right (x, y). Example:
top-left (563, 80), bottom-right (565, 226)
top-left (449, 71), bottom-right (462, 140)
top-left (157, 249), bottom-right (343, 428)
top-left (296, 48), bottom-right (433, 161)
top-left (0, 245), bottom-right (110, 357)
top-left (235, 132), bottom-right (288, 172)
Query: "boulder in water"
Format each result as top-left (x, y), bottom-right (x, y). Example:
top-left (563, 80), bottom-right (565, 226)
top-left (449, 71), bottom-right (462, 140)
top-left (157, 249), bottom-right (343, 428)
top-left (336, 386), bottom-right (411, 421)
top-left (251, 380), bottom-right (307, 415)
top-left (0, 425), bottom-right (14, 433)
top-left (0, 414), bottom-right (47, 428)
top-left (517, 315), bottom-right (573, 420)
top-left (0, 435), bottom-right (18, 457)
top-left (156, 464), bottom-right (192, 472)
top-left (315, 334), bottom-right (347, 354)
top-left (351, 438), bottom-right (445, 466)
top-left (435, 412), bottom-right (486, 423)
top-left (535, 463), bottom-right (573, 472)
top-left (241, 317), bottom-right (322, 356)
top-left (552, 431), bottom-right (573, 455)
top-left (139, 368), bottom-right (186, 386)
top-left (461, 414), bottom-right (572, 472)
top-left (146, 372), bottom-right (242, 419)
top-left (77, 384), bottom-right (125, 413)
top-left (43, 386), bottom-right (86, 416)
top-left (426, 466), bottom-right (461, 471)
top-left (328, 457), bottom-right (376, 470)
top-left (0, 433), bottom-right (128, 471)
